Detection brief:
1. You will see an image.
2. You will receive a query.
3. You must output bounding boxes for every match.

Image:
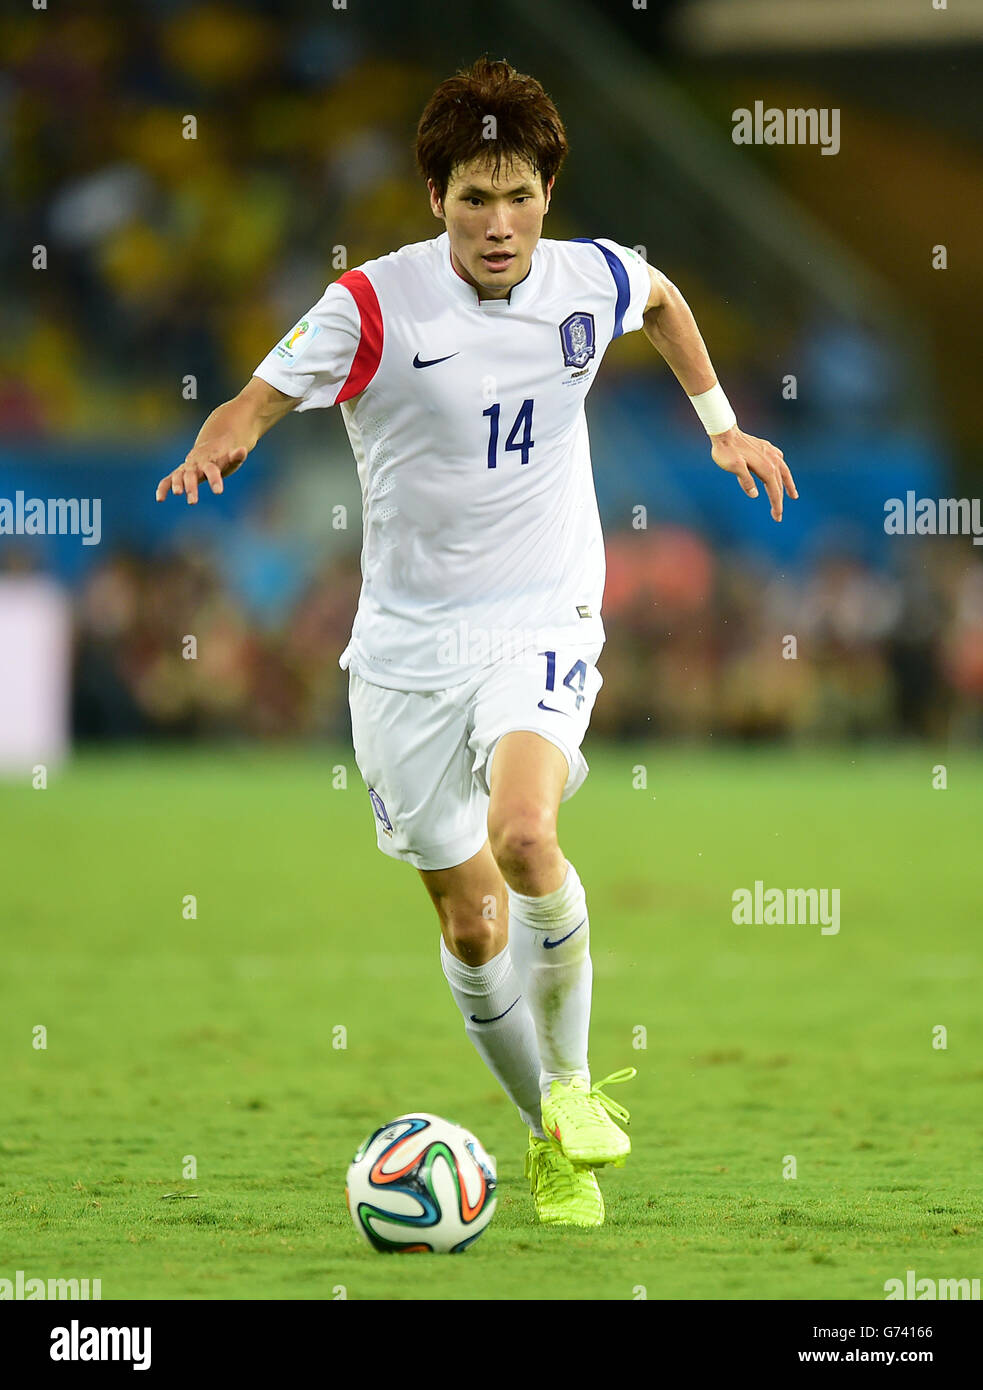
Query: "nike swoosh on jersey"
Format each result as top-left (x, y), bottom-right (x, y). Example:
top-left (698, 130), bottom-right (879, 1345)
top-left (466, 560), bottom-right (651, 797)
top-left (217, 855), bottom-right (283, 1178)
top-left (537, 699), bottom-right (568, 715)
top-left (412, 351), bottom-right (460, 368)
top-left (469, 997), bottom-right (521, 1023)
top-left (542, 917), bottom-right (587, 949)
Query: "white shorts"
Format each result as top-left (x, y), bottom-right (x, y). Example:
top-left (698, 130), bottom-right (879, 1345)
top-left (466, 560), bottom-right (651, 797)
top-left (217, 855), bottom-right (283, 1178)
top-left (347, 642), bottom-right (604, 871)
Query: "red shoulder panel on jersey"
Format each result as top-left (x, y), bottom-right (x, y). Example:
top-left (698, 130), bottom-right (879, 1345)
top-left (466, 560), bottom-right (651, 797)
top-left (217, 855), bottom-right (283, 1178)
top-left (335, 270), bottom-right (383, 402)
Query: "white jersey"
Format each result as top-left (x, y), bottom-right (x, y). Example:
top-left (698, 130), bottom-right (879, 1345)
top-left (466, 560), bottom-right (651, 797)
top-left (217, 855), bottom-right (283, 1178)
top-left (253, 230), bottom-right (651, 691)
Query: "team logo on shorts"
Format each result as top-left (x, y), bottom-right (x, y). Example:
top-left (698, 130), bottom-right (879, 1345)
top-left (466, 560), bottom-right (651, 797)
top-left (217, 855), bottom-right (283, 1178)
top-left (368, 787), bottom-right (393, 836)
top-left (559, 312), bottom-right (596, 369)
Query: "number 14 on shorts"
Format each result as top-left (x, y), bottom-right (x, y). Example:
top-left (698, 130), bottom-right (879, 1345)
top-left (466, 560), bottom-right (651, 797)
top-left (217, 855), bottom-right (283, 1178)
top-left (537, 649), bottom-right (588, 714)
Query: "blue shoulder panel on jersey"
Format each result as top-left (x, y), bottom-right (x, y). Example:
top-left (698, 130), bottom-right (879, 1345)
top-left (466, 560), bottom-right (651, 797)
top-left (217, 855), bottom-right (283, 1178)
top-left (571, 237), bottom-right (631, 339)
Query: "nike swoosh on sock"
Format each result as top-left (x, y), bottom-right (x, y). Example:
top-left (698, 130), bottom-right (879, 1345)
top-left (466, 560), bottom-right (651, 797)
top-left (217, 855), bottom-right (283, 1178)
top-left (469, 997), bottom-right (521, 1024)
top-left (542, 917), bottom-right (587, 949)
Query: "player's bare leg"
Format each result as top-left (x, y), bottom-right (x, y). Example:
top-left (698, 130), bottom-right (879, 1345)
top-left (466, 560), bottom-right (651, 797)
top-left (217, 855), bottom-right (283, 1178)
top-left (420, 841), bottom-right (544, 1136)
top-left (486, 731), bottom-right (568, 896)
top-left (487, 731), bottom-right (589, 1089)
top-left (488, 730), bottom-right (634, 1168)
top-left (419, 839), bottom-right (509, 965)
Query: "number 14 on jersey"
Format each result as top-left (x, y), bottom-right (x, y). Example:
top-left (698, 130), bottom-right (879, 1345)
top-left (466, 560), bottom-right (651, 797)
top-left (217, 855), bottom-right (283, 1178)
top-left (483, 399), bottom-right (535, 468)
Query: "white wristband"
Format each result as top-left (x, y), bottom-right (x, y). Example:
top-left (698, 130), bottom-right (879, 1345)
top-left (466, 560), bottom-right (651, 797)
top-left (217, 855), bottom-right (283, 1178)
top-left (689, 383), bottom-right (736, 436)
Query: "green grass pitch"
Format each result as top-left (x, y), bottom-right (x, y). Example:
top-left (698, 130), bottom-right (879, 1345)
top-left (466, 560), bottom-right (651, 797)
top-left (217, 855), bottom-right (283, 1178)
top-left (1, 744), bottom-right (981, 1300)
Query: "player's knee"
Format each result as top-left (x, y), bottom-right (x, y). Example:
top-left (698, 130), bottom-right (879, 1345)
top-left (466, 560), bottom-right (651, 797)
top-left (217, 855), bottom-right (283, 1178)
top-left (488, 804), bottom-right (557, 875)
top-left (441, 910), bottom-right (505, 966)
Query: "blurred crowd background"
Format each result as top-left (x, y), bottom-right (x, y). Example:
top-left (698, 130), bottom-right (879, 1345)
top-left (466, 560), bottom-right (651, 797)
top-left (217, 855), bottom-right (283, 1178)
top-left (2, 0), bottom-right (982, 753)
top-left (59, 533), bottom-right (983, 745)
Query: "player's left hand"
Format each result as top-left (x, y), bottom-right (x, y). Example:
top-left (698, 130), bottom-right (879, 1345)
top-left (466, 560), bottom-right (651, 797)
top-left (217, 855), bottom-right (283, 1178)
top-left (710, 426), bottom-right (798, 521)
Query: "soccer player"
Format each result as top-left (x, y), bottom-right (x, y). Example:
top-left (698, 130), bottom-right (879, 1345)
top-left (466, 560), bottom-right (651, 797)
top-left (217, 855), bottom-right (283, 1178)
top-left (156, 56), bottom-right (796, 1227)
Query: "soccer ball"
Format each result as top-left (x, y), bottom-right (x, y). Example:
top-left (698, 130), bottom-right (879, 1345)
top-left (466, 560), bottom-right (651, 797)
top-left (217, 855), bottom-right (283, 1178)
top-left (346, 1112), bottom-right (497, 1253)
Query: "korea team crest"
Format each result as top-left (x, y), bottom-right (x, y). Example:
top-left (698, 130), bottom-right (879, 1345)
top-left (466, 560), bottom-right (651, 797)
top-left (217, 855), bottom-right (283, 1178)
top-left (559, 311), bottom-right (596, 369)
top-left (368, 787), bottom-right (393, 837)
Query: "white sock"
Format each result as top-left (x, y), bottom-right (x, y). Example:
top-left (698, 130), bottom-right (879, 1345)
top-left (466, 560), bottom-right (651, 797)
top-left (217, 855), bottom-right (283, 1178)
top-left (440, 937), bottom-right (545, 1137)
top-left (506, 860), bottom-right (592, 1098)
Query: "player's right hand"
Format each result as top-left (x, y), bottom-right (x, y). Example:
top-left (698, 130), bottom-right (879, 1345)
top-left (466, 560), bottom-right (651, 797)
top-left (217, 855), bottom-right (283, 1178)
top-left (155, 443), bottom-right (248, 504)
